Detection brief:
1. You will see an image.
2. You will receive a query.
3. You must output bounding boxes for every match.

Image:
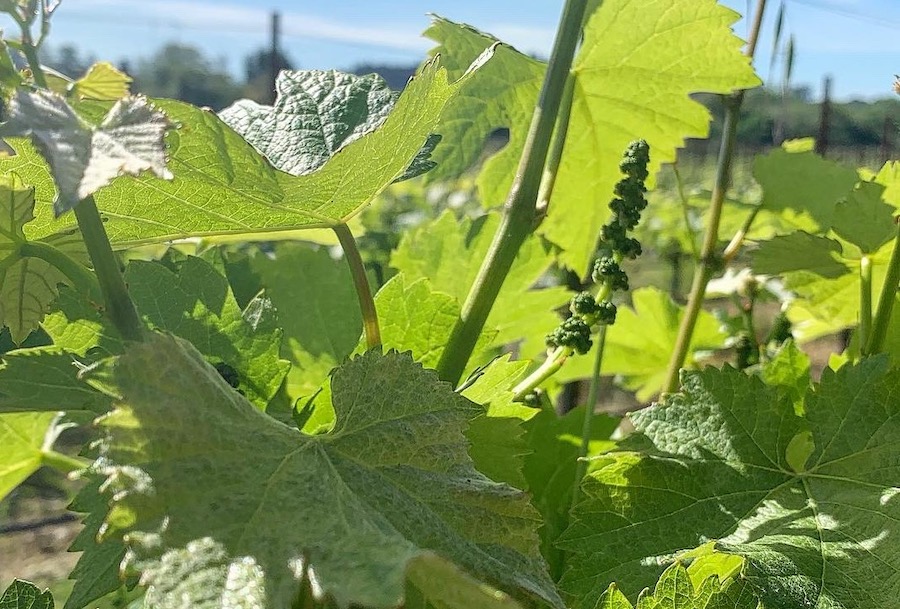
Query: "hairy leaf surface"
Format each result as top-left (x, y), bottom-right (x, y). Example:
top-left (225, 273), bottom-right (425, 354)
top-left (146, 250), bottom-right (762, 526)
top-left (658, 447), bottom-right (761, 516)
top-left (220, 70), bottom-right (395, 176)
top-left (0, 91), bottom-right (171, 215)
top-left (560, 358), bottom-right (900, 609)
top-left (94, 334), bottom-right (561, 608)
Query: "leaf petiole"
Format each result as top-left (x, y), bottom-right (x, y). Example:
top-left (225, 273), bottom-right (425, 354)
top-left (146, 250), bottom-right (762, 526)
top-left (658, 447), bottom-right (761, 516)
top-left (334, 223), bottom-right (381, 349)
top-left (73, 197), bottom-right (145, 342)
top-left (864, 221), bottom-right (900, 355)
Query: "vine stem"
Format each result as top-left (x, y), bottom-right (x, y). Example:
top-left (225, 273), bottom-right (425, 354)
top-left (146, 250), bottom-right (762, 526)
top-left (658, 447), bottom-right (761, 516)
top-left (535, 72), bottom-right (576, 219)
top-left (333, 223), bottom-right (381, 349)
top-left (672, 164), bottom-right (700, 260)
top-left (661, 0), bottom-right (767, 394)
top-left (12, 7), bottom-right (142, 340)
top-left (73, 197), bottom-right (145, 342)
top-left (436, 0), bottom-right (589, 385)
top-left (512, 277), bottom-right (615, 400)
top-left (571, 324), bottom-right (606, 509)
top-left (858, 255), bottom-right (873, 350)
top-left (42, 449), bottom-right (89, 474)
top-left (864, 221), bottom-right (900, 355)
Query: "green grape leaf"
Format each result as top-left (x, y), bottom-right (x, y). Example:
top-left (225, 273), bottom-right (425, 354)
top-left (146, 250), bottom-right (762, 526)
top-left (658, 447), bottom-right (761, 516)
top-left (64, 477), bottom-right (127, 609)
top-left (557, 287), bottom-right (727, 401)
top-left (0, 91), bottom-right (172, 215)
top-left (42, 285), bottom-right (123, 357)
top-left (0, 580), bottom-right (54, 609)
top-left (390, 211), bottom-right (570, 357)
top-left (758, 341), bottom-right (810, 412)
top-left (422, 17), bottom-right (543, 206)
top-left (752, 148), bottom-right (859, 234)
top-left (93, 334), bottom-right (561, 609)
top-left (125, 255), bottom-right (290, 409)
top-left (523, 405), bottom-right (617, 580)
top-left (880, 294), bottom-right (900, 364)
top-left (876, 161), bottom-right (900, 211)
top-left (365, 274), bottom-right (530, 487)
top-left (831, 181), bottom-right (896, 254)
top-left (543, 0), bottom-right (762, 272)
top-left (371, 274), bottom-right (462, 370)
top-left (220, 70), bottom-right (396, 176)
top-left (405, 553), bottom-right (526, 609)
top-left (44, 255), bottom-right (289, 410)
top-left (559, 357), bottom-right (900, 609)
top-left (354, 273), bottom-right (529, 486)
top-left (8, 54), bottom-right (490, 246)
top-left (71, 62), bottom-right (132, 101)
top-left (0, 40), bottom-right (23, 92)
top-left (755, 161), bottom-right (899, 342)
top-left (251, 244), bottom-right (362, 401)
top-left (459, 355), bottom-right (535, 489)
top-left (0, 347), bottom-right (110, 414)
top-left (0, 411), bottom-right (61, 501)
top-left (751, 232), bottom-right (848, 278)
top-left (595, 563), bottom-right (760, 609)
top-left (0, 173), bottom-right (88, 344)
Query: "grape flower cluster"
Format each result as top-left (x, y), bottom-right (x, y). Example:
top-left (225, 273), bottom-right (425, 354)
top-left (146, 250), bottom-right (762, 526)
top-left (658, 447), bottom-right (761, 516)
top-left (546, 140), bottom-right (650, 355)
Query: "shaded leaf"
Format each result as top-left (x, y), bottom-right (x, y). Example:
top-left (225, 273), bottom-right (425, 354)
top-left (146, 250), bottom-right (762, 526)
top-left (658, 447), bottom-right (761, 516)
top-left (64, 477), bottom-right (127, 609)
top-left (93, 334), bottom-right (561, 608)
top-left (0, 347), bottom-right (110, 414)
top-left (831, 180), bottom-right (896, 254)
top-left (251, 244), bottom-right (362, 401)
top-left (751, 232), bottom-right (848, 279)
top-left (752, 148), bottom-right (859, 234)
top-left (523, 405), bottom-right (617, 580)
top-left (460, 355), bottom-right (535, 489)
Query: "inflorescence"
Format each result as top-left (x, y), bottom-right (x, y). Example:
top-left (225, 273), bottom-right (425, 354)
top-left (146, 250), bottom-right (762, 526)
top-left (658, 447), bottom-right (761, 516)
top-left (545, 140), bottom-right (650, 355)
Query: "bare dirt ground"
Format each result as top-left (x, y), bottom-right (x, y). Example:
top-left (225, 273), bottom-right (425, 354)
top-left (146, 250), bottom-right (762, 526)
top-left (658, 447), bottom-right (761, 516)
top-left (1, 495), bottom-right (80, 589)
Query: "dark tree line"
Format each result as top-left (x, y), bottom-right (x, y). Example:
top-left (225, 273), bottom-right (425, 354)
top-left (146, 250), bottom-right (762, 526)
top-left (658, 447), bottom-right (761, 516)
top-left (41, 43), bottom-right (897, 150)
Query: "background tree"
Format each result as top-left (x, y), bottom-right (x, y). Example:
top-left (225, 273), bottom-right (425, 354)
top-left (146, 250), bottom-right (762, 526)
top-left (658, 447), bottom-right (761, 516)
top-left (242, 48), bottom-right (293, 103)
top-left (41, 44), bottom-right (95, 78)
top-left (131, 43), bottom-right (241, 110)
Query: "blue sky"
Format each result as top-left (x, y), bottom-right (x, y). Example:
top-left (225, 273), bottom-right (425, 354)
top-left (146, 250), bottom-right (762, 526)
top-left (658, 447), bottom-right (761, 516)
top-left (17, 0), bottom-right (900, 100)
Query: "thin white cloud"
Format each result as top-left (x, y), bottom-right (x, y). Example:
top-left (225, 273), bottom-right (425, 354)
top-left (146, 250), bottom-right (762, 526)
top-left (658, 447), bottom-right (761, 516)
top-left (486, 24), bottom-right (554, 57)
top-left (72, 0), bottom-right (430, 53)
